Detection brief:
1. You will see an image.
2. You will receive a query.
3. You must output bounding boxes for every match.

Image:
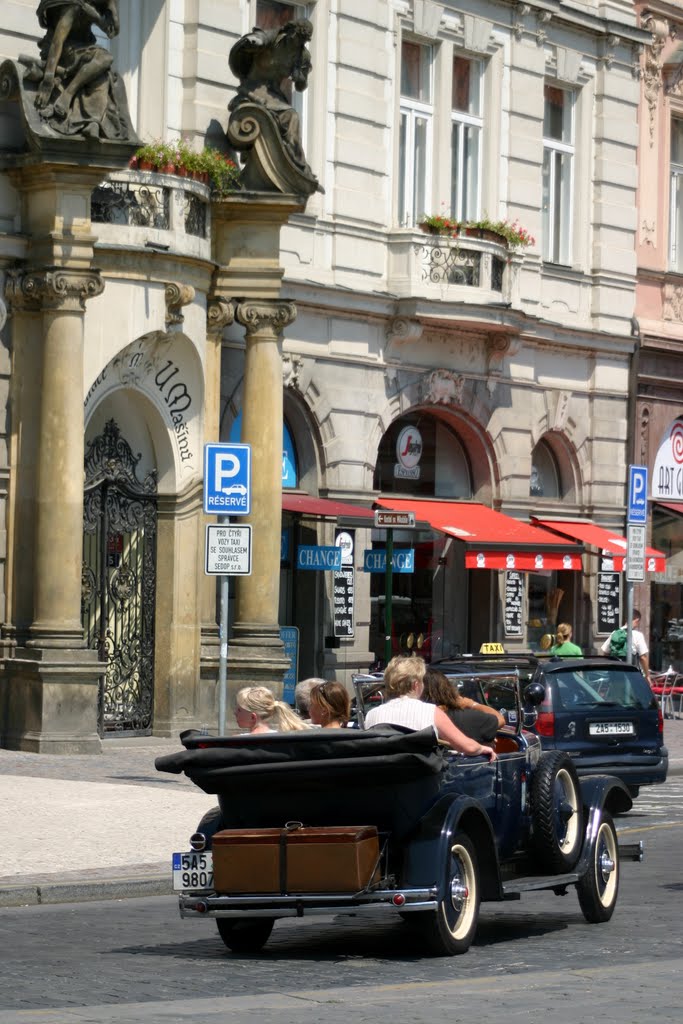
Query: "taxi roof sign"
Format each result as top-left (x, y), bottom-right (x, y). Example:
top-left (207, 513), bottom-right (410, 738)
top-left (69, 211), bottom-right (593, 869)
top-left (479, 642), bottom-right (506, 654)
top-left (374, 510), bottom-right (416, 528)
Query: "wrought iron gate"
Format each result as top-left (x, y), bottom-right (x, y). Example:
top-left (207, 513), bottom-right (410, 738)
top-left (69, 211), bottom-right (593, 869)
top-left (82, 420), bottom-right (158, 735)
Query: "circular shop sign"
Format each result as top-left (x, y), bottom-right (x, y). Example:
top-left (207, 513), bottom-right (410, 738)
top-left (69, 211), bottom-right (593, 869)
top-left (395, 425), bottom-right (423, 470)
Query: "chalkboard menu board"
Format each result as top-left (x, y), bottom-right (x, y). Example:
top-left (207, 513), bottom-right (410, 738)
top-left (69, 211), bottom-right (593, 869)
top-left (597, 572), bottom-right (621, 635)
top-left (333, 567), bottom-right (355, 638)
top-left (504, 571), bottom-right (524, 637)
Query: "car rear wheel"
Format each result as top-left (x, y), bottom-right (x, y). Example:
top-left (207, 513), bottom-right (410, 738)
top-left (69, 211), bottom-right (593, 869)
top-left (530, 751), bottom-right (584, 872)
top-left (414, 832), bottom-right (480, 956)
top-left (577, 812), bottom-right (619, 923)
top-left (216, 918), bottom-right (274, 953)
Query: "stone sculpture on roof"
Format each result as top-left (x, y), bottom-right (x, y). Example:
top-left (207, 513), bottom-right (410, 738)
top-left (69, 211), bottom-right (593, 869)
top-left (0, 0), bottom-right (137, 149)
top-left (227, 18), bottom-right (322, 196)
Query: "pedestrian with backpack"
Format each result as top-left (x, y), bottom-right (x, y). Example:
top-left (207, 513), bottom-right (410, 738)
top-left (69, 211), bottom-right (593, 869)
top-left (600, 609), bottom-right (650, 680)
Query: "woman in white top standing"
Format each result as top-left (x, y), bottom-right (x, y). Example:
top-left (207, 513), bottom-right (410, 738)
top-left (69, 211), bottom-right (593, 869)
top-left (363, 656), bottom-right (497, 762)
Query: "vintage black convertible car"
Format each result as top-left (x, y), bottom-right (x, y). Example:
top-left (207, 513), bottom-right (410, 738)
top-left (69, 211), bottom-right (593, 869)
top-left (156, 678), bottom-right (642, 958)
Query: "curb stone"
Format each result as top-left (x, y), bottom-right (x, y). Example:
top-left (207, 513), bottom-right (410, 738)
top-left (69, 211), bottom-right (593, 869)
top-left (0, 874), bottom-right (171, 908)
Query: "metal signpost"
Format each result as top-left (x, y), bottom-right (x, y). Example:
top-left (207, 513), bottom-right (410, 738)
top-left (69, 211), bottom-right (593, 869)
top-left (204, 444), bottom-right (252, 735)
top-left (626, 465), bottom-right (648, 664)
top-left (373, 509), bottom-right (417, 666)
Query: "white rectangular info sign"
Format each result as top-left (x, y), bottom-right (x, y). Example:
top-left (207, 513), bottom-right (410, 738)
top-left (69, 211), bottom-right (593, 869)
top-left (205, 524), bottom-right (252, 576)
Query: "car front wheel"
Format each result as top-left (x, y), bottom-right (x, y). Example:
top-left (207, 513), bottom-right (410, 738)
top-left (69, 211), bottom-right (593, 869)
top-left (577, 812), bottom-right (619, 923)
top-left (414, 832), bottom-right (480, 956)
top-left (216, 918), bottom-right (274, 953)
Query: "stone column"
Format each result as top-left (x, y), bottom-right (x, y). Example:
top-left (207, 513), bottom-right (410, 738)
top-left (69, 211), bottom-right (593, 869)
top-left (1, 267), bottom-right (104, 752)
top-left (198, 296), bottom-right (235, 723)
top-left (232, 300), bottom-right (296, 638)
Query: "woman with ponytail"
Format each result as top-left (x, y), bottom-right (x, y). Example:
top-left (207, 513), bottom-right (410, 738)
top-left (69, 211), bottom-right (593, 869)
top-left (234, 686), bottom-right (308, 734)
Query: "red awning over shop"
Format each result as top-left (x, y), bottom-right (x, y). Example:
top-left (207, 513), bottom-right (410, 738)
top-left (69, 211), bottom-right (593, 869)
top-left (654, 501), bottom-right (683, 518)
top-left (376, 498), bottom-right (583, 571)
top-left (282, 493), bottom-right (375, 520)
top-left (532, 518), bottom-right (666, 573)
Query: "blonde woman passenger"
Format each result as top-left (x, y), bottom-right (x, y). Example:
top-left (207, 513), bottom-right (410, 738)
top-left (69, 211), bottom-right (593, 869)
top-left (363, 656), bottom-right (496, 762)
top-left (234, 686), bottom-right (308, 734)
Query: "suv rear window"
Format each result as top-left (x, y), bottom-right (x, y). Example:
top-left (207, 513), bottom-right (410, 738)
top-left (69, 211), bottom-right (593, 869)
top-left (550, 668), bottom-right (655, 711)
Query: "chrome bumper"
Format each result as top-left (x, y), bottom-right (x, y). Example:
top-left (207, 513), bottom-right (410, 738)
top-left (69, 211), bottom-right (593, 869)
top-left (179, 887), bottom-right (438, 919)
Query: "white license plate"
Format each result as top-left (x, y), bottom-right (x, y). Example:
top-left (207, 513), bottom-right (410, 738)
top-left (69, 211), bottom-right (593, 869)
top-left (589, 722), bottom-right (635, 736)
top-left (172, 850), bottom-right (213, 891)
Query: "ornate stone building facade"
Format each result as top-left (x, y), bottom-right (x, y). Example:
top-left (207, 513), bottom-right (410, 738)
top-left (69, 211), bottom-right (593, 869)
top-left (0, 0), bottom-right (655, 749)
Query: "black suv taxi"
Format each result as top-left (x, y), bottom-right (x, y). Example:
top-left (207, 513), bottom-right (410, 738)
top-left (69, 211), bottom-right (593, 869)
top-left (433, 655), bottom-right (668, 798)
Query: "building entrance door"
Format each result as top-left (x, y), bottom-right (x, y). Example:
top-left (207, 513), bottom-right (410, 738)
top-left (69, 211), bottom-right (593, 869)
top-left (81, 420), bottom-right (158, 735)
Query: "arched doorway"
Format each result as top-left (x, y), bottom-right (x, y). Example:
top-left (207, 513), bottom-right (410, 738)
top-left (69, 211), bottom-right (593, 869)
top-left (82, 419), bottom-right (158, 735)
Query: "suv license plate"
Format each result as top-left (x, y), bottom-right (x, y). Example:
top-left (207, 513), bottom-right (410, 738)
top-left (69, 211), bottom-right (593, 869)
top-left (172, 850), bottom-right (213, 891)
top-left (589, 722), bottom-right (635, 736)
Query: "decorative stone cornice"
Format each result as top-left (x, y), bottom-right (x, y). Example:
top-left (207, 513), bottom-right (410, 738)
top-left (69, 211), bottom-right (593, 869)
top-left (206, 296), bottom-right (235, 338)
top-left (165, 282), bottom-right (195, 327)
top-left (5, 267), bottom-right (104, 313)
top-left (235, 300), bottom-right (297, 339)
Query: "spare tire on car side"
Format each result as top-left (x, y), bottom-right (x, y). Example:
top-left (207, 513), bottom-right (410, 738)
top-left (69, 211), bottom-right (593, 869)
top-left (530, 750), bottom-right (584, 873)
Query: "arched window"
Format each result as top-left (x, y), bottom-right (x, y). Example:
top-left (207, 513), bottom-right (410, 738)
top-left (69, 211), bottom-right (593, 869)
top-left (230, 412), bottom-right (299, 489)
top-left (374, 415), bottom-right (472, 497)
top-left (530, 439), bottom-right (561, 499)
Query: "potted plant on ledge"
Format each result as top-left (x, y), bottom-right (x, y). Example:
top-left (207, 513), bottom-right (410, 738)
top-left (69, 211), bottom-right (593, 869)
top-left (129, 140), bottom-right (241, 193)
top-left (418, 210), bottom-right (534, 250)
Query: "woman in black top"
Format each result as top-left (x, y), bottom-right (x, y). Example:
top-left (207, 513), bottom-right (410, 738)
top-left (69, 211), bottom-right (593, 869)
top-left (421, 668), bottom-right (505, 744)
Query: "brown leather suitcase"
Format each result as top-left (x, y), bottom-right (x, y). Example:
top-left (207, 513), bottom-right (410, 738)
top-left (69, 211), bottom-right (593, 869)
top-left (212, 825), bottom-right (380, 894)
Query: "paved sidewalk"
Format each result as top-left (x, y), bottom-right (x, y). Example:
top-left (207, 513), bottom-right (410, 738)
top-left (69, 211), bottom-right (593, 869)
top-left (1, 719), bottom-right (682, 909)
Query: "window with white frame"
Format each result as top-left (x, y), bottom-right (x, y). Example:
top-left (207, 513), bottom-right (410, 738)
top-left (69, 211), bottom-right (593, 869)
top-left (542, 85), bottom-right (574, 264)
top-left (256, 0), bottom-right (309, 153)
top-left (670, 118), bottom-right (683, 271)
top-left (399, 41), bottom-right (433, 227)
top-left (451, 56), bottom-right (483, 222)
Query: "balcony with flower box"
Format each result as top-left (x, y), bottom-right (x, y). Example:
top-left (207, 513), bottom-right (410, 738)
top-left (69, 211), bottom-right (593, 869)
top-left (387, 216), bottom-right (532, 309)
top-left (90, 169), bottom-right (212, 262)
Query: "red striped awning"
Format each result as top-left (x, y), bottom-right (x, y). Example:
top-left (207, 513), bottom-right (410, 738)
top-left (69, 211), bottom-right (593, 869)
top-left (376, 498), bottom-right (583, 571)
top-left (532, 518), bottom-right (666, 573)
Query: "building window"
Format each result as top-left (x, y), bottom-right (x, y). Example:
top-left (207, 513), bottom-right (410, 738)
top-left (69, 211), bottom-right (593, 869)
top-left (374, 415), bottom-right (472, 498)
top-left (256, 1), bottom-right (309, 152)
top-left (451, 56), bottom-right (482, 222)
top-left (399, 41), bottom-right (433, 227)
top-left (530, 440), bottom-right (561, 499)
top-left (542, 85), bottom-right (573, 264)
top-left (670, 119), bottom-right (683, 271)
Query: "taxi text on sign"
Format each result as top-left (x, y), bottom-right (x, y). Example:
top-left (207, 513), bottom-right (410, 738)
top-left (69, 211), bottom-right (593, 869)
top-left (205, 525), bottom-right (252, 576)
top-left (203, 443), bottom-right (251, 515)
top-left (626, 524), bottom-right (645, 583)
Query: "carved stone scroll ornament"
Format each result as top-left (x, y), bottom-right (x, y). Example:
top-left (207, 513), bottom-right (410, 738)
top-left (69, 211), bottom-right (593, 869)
top-left (206, 296), bottom-right (235, 339)
top-left (642, 16), bottom-right (669, 146)
top-left (227, 20), bottom-right (322, 196)
top-left (423, 368), bottom-right (465, 406)
top-left (5, 267), bottom-right (104, 313)
top-left (236, 300), bottom-right (297, 340)
top-left (165, 282), bottom-right (195, 327)
top-left (663, 282), bottom-right (683, 321)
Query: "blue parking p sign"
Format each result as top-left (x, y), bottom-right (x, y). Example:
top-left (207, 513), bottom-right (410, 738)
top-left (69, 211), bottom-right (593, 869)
top-left (627, 465), bottom-right (648, 525)
top-left (204, 443), bottom-right (251, 515)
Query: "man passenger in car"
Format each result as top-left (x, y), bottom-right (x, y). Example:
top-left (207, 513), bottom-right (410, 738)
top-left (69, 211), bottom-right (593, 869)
top-left (363, 655), bottom-right (497, 761)
top-left (294, 677), bottom-right (326, 724)
top-left (421, 668), bottom-right (505, 744)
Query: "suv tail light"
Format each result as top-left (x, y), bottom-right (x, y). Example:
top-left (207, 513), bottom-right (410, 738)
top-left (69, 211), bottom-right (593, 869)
top-left (535, 711), bottom-right (555, 737)
top-left (534, 683), bottom-right (554, 737)
top-left (657, 704), bottom-right (664, 737)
